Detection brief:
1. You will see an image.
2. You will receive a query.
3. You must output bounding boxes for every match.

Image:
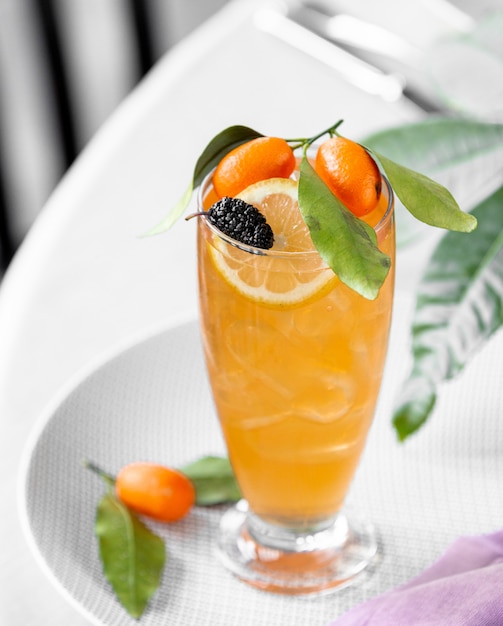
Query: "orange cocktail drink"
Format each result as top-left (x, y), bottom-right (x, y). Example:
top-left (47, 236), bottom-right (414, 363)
top-left (159, 118), bottom-right (466, 594)
top-left (197, 172), bottom-right (395, 533)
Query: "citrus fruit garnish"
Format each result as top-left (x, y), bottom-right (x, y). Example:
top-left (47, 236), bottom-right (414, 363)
top-left (315, 136), bottom-right (382, 217)
top-left (208, 178), bottom-right (336, 307)
top-left (213, 137), bottom-right (296, 198)
top-left (116, 462), bottom-right (195, 522)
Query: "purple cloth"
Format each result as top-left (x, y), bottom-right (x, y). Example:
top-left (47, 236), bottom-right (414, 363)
top-left (331, 530), bottom-right (503, 625)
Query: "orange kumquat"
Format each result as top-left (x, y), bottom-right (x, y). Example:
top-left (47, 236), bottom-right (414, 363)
top-left (315, 136), bottom-right (382, 217)
top-left (116, 462), bottom-right (195, 522)
top-left (213, 136), bottom-right (296, 198)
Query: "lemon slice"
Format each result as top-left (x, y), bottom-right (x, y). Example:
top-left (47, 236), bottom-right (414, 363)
top-left (208, 178), bottom-right (336, 307)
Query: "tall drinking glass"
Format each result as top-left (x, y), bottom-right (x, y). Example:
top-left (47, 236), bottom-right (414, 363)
top-left (197, 169), bottom-right (395, 594)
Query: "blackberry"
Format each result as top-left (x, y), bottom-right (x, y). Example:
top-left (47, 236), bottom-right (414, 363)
top-left (207, 197), bottom-right (274, 249)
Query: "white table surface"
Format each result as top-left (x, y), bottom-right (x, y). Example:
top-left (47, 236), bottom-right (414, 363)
top-left (0, 1), bottom-right (498, 624)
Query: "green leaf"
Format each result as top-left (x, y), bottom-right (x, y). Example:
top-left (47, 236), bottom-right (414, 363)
top-left (392, 185), bottom-right (503, 440)
top-left (143, 183), bottom-right (193, 236)
top-left (180, 456), bottom-right (241, 505)
top-left (393, 377), bottom-right (437, 442)
top-left (146, 125), bottom-right (264, 236)
top-left (363, 118), bottom-right (503, 244)
top-left (364, 119), bottom-right (503, 206)
top-left (374, 152), bottom-right (477, 233)
top-left (298, 156), bottom-right (391, 300)
top-left (95, 492), bottom-right (166, 619)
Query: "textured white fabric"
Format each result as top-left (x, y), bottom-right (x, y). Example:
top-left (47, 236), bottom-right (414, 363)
top-left (20, 295), bottom-right (503, 626)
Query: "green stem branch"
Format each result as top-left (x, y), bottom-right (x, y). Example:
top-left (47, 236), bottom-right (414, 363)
top-left (84, 459), bottom-right (116, 489)
top-left (285, 120), bottom-right (344, 152)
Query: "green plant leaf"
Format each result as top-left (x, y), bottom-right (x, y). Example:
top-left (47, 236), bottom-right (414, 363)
top-left (146, 125), bottom-right (264, 235)
top-left (392, 185), bottom-right (503, 440)
top-left (373, 152), bottom-right (477, 233)
top-left (95, 491), bottom-right (166, 619)
top-left (363, 118), bottom-right (503, 244)
top-left (298, 155), bottom-right (391, 300)
top-left (393, 377), bottom-right (437, 441)
top-left (364, 119), bottom-right (503, 207)
top-left (180, 456), bottom-right (241, 505)
top-left (144, 183), bottom-right (193, 236)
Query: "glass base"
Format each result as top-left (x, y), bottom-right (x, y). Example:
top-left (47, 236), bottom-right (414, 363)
top-left (216, 500), bottom-right (380, 596)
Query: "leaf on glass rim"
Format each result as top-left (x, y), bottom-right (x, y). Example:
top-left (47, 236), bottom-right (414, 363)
top-left (95, 491), bottom-right (166, 619)
top-left (363, 119), bottom-right (503, 211)
top-left (372, 151), bottom-right (477, 233)
top-left (392, 185), bottom-right (503, 440)
top-left (145, 125), bottom-right (264, 235)
top-left (145, 183), bottom-right (193, 236)
top-left (298, 155), bottom-right (391, 300)
top-left (363, 119), bottom-right (503, 245)
top-left (180, 456), bottom-right (241, 505)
